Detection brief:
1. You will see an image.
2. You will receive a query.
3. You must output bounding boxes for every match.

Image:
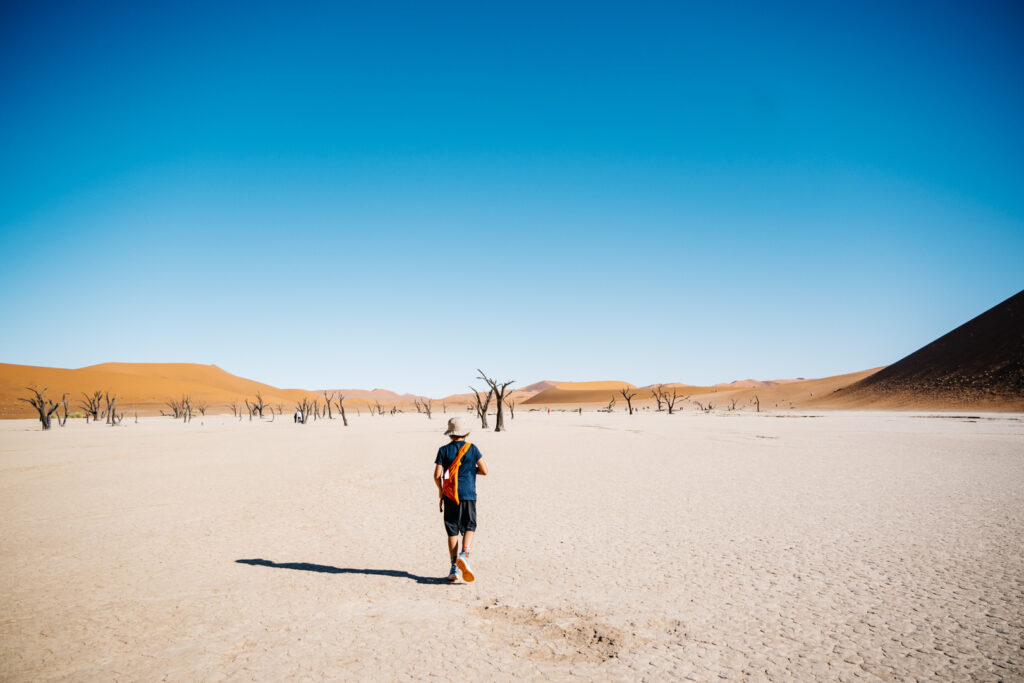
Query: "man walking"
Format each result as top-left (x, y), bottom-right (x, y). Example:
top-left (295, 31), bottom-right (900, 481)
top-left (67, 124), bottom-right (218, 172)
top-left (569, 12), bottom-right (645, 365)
top-left (434, 416), bottom-right (488, 582)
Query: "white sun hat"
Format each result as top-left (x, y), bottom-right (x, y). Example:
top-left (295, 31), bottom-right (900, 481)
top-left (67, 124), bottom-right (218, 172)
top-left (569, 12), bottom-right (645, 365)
top-left (444, 416), bottom-right (471, 437)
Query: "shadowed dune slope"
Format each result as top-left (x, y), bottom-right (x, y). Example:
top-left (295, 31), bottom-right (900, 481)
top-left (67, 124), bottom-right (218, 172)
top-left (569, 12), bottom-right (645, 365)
top-left (812, 289), bottom-right (1024, 410)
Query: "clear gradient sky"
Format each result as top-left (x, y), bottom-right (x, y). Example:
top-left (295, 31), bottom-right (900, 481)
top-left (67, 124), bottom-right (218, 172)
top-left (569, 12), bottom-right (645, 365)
top-left (1, 1), bottom-right (1022, 396)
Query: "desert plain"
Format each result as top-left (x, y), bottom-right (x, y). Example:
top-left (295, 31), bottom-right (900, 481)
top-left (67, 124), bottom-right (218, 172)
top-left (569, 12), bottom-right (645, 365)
top-left (2, 409), bottom-right (1022, 681)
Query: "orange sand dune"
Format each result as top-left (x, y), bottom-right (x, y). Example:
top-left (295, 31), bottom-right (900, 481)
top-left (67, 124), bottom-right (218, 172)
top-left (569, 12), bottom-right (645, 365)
top-left (523, 372), bottom-right (881, 410)
top-left (440, 389), bottom-right (531, 407)
top-left (523, 381), bottom-right (720, 406)
top-left (0, 363), bottom-right (370, 419)
top-left (682, 369), bottom-right (884, 411)
top-left (439, 380), bottom-right (561, 408)
top-left (712, 378), bottom-right (805, 388)
top-left (322, 388), bottom-right (428, 402)
top-left (519, 380), bottom-right (561, 393)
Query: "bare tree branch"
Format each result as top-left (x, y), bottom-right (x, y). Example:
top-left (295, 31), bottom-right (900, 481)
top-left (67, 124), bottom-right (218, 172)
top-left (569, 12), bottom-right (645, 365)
top-left (477, 369), bottom-right (514, 432)
top-left (469, 385), bottom-right (493, 430)
top-left (651, 385), bottom-right (666, 412)
top-left (335, 395), bottom-right (348, 426)
top-left (619, 386), bottom-right (638, 415)
top-left (19, 386), bottom-right (61, 430)
top-left (79, 390), bottom-right (103, 421)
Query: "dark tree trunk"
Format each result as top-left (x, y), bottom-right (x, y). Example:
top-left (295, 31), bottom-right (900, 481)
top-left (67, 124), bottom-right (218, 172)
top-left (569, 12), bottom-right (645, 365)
top-left (477, 369), bottom-right (514, 432)
top-left (336, 395), bottom-right (348, 426)
top-left (620, 388), bottom-right (637, 415)
top-left (19, 387), bottom-right (60, 430)
top-left (470, 386), bottom-right (492, 429)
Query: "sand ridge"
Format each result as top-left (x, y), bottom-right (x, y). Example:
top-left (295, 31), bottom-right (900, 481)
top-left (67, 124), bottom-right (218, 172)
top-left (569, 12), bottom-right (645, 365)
top-left (0, 362), bottom-right (374, 419)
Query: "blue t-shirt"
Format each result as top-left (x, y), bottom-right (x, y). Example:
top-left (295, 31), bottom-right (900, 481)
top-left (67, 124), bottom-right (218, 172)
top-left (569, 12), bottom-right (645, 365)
top-left (435, 441), bottom-right (483, 501)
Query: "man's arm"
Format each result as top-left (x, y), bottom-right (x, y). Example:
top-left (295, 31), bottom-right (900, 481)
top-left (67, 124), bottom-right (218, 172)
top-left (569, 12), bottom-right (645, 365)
top-left (434, 464), bottom-right (444, 512)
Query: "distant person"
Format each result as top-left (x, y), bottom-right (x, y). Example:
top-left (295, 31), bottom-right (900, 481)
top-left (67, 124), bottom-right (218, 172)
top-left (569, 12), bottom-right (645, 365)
top-left (433, 416), bottom-right (488, 582)
top-left (294, 410), bottom-right (302, 423)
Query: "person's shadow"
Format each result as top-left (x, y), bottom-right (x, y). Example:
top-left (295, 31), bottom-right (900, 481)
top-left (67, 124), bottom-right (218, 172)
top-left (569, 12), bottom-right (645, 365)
top-left (236, 558), bottom-right (452, 585)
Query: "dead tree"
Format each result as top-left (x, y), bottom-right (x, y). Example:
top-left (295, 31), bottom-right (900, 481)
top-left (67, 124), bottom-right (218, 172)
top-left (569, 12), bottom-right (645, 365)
top-left (195, 400), bottom-right (208, 416)
top-left (663, 388), bottom-right (685, 415)
top-left (181, 395), bottom-right (194, 422)
top-left (651, 385), bottom-right (665, 412)
top-left (477, 370), bottom-right (514, 432)
top-left (413, 399), bottom-right (423, 414)
top-left (599, 395), bottom-right (616, 413)
top-left (753, 395), bottom-right (760, 413)
top-left (620, 387), bottom-right (638, 415)
top-left (421, 398), bottom-right (433, 419)
top-left (295, 397), bottom-right (313, 424)
top-left (164, 397), bottom-right (182, 419)
top-left (19, 387), bottom-right (62, 430)
top-left (374, 400), bottom-right (384, 416)
top-left (56, 393), bottom-right (71, 427)
top-left (80, 390), bottom-right (103, 421)
top-left (335, 395), bottom-right (348, 426)
top-left (728, 398), bottom-right (737, 411)
top-left (505, 398), bottom-right (515, 420)
top-left (442, 401), bottom-right (447, 414)
top-left (248, 391), bottom-right (268, 418)
top-left (470, 385), bottom-right (493, 430)
top-left (104, 392), bottom-right (123, 425)
top-left (228, 401), bottom-right (240, 418)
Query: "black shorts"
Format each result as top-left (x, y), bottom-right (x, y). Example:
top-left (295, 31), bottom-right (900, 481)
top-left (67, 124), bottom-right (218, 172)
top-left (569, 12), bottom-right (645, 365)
top-left (443, 498), bottom-right (477, 536)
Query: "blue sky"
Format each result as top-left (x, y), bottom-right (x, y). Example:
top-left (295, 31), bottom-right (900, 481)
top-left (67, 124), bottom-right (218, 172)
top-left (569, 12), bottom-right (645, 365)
top-left (1, 1), bottom-right (1022, 396)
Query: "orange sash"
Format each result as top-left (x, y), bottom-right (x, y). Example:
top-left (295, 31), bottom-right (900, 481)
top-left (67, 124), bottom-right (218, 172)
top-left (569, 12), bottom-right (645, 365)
top-left (442, 442), bottom-right (472, 505)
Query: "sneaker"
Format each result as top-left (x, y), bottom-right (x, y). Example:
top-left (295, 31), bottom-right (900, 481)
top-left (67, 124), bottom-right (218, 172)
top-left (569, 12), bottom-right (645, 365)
top-left (456, 552), bottom-right (475, 583)
top-left (447, 564), bottom-right (460, 582)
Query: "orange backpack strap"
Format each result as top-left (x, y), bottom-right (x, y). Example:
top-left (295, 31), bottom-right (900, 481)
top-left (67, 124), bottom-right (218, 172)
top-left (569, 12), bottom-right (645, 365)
top-left (442, 442), bottom-right (472, 505)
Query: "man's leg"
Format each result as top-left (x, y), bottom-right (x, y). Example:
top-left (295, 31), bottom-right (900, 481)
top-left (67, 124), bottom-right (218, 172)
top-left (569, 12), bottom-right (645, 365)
top-left (447, 535), bottom-right (460, 563)
top-left (456, 530), bottom-right (476, 582)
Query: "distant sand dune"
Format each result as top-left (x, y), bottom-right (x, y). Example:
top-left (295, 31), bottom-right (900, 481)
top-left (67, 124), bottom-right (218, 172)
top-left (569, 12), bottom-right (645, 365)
top-left (524, 381), bottom-right (718, 406)
top-left (712, 378), bottom-right (804, 388)
top-left (4, 290), bottom-right (1021, 418)
top-left (0, 363), bottom-right (369, 419)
